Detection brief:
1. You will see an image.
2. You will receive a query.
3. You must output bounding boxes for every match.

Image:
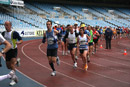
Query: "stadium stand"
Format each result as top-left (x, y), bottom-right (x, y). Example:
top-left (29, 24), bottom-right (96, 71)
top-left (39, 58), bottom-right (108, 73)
top-left (0, 2), bottom-right (130, 31)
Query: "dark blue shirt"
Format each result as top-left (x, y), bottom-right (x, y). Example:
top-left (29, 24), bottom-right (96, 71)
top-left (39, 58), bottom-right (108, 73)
top-left (105, 28), bottom-right (113, 39)
top-left (84, 30), bottom-right (90, 36)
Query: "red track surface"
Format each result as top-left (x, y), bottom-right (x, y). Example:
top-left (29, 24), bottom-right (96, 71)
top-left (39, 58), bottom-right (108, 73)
top-left (17, 38), bottom-right (130, 87)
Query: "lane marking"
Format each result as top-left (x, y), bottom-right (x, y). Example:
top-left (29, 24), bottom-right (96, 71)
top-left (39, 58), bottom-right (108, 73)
top-left (22, 41), bottom-right (95, 87)
top-left (39, 43), bottom-right (130, 85)
top-left (1, 56), bottom-right (46, 87)
top-left (58, 49), bottom-right (130, 75)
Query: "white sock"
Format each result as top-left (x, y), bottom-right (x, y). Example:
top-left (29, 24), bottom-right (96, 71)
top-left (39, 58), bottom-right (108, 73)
top-left (0, 74), bottom-right (11, 81)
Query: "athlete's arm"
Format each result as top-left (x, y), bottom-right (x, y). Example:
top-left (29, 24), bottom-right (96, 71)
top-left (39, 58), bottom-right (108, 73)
top-left (54, 29), bottom-right (59, 34)
top-left (16, 40), bottom-right (23, 45)
top-left (64, 32), bottom-right (69, 43)
top-left (1, 40), bottom-right (11, 54)
top-left (13, 31), bottom-right (23, 45)
top-left (77, 36), bottom-right (79, 49)
top-left (96, 31), bottom-right (100, 36)
top-left (89, 34), bottom-right (91, 42)
top-left (0, 34), bottom-right (11, 54)
top-left (42, 31), bottom-right (46, 43)
top-left (77, 36), bottom-right (79, 45)
top-left (86, 34), bottom-right (90, 43)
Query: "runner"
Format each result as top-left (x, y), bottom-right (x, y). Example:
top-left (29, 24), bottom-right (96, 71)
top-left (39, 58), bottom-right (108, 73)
top-left (81, 24), bottom-right (91, 62)
top-left (77, 27), bottom-right (90, 70)
top-left (60, 26), bottom-right (67, 55)
top-left (112, 27), bottom-right (117, 39)
top-left (116, 27), bottom-right (120, 38)
top-left (87, 25), bottom-right (93, 62)
top-left (73, 23), bottom-right (79, 60)
top-left (93, 27), bottom-right (100, 53)
top-left (64, 25), bottom-right (79, 68)
top-left (42, 21), bottom-right (60, 76)
top-left (2, 21), bottom-right (23, 86)
top-left (99, 27), bottom-right (103, 40)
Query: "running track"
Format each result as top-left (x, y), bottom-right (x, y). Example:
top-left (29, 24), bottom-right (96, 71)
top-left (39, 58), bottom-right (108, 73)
top-left (13, 38), bottom-right (130, 87)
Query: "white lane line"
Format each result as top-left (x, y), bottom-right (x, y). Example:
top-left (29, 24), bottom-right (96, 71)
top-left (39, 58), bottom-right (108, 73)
top-left (16, 69), bottom-right (47, 87)
top-left (58, 49), bottom-right (130, 75)
top-left (22, 41), bottom-right (95, 87)
top-left (61, 46), bottom-right (130, 67)
top-left (1, 56), bottom-right (46, 87)
top-left (57, 48), bottom-right (130, 75)
top-left (98, 52), bottom-right (130, 61)
top-left (118, 41), bottom-right (130, 48)
top-left (39, 43), bottom-right (130, 85)
top-left (98, 58), bottom-right (130, 67)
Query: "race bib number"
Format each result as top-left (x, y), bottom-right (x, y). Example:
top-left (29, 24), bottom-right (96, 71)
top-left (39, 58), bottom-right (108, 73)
top-left (80, 40), bottom-right (86, 45)
top-left (47, 37), bottom-right (54, 45)
top-left (69, 39), bottom-right (76, 43)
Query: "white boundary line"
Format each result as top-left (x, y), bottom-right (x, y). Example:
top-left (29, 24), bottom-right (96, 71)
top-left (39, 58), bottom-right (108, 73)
top-left (39, 43), bottom-right (130, 85)
top-left (16, 69), bottom-right (46, 87)
top-left (57, 49), bottom-right (130, 75)
top-left (118, 41), bottom-right (130, 48)
top-left (22, 41), bottom-right (96, 87)
top-left (98, 51), bottom-right (130, 61)
top-left (1, 56), bottom-right (46, 87)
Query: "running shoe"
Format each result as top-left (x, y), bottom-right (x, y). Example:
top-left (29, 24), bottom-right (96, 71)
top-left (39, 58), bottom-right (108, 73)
top-left (84, 64), bottom-right (88, 71)
top-left (51, 71), bottom-right (56, 76)
top-left (56, 56), bottom-right (60, 66)
top-left (73, 62), bottom-right (77, 68)
top-left (16, 58), bottom-right (21, 67)
top-left (9, 70), bottom-right (15, 79)
top-left (9, 75), bottom-right (18, 86)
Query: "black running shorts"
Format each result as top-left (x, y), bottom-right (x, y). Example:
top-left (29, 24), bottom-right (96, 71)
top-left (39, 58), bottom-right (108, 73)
top-left (5, 48), bottom-right (17, 61)
top-left (68, 43), bottom-right (77, 51)
top-left (47, 48), bottom-right (57, 57)
top-left (79, 49), bottom-right (87, 54)
top-left (88, 42), bottom-right (93, 46)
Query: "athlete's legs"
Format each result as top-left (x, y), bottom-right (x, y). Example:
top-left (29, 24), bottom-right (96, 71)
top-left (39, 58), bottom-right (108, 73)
top-left (83, 50), bottom-right (88, 65)
top-left (89, 45), bottom-right (93, 56)
top-left (6, 61), bottom-right (11, 69)
top-left (61, 41), bottom-right (65, 55)
top-left (10, 58), bottom-right (17, 71)
top-left (65, 42), bottom-right (68, 55)
top-left (48, 56), bottom-right (56, 72)
top-left (0, 74), bottom-right (11, 81)
top-left (70, 48), bottom-right (77, 63)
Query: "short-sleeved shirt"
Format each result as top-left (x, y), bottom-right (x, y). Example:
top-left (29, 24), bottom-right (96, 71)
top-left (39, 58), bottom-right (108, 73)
top-left (0, 34), bottom-right (6, 43)
top-left (2, 31), bottom-right (22, 49)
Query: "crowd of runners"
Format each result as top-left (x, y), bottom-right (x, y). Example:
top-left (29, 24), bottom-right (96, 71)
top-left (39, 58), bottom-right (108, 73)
top-left (0, 20), bottom-right (130, 86)
top-left (42, 21), bottom-right (130, 76)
